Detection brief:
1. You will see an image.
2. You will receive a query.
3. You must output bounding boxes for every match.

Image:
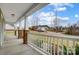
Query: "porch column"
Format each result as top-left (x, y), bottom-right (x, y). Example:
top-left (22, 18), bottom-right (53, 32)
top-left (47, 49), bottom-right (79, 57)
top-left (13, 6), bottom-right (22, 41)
top-left (23, 16), bottom-right (28, 44)
top-left (18, 21), bottom-right (21, 39)
top-left (14, 25), bottom-right (16, 36)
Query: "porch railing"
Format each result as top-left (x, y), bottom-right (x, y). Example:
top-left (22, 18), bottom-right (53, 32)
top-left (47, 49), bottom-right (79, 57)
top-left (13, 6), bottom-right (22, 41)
top-left (5, 30), bottom-right (17, 36)
top-left (27, 31), bottom-right (79, 55)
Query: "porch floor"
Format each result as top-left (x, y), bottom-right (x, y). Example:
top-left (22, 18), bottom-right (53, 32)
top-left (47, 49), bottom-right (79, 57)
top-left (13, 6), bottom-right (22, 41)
top-left (0, 36), bottom-right (41, 55)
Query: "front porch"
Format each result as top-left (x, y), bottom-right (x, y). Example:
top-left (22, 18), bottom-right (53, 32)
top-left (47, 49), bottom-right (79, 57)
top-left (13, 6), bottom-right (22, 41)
top-left (0, 3), bottom-right (79, 55)
top-left (1, 29), bottom-right (79, 55)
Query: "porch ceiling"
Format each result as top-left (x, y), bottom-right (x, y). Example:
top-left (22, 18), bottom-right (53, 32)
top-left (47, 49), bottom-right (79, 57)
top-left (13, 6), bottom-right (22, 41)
top-left (0, 3), bottom-right (48, 25)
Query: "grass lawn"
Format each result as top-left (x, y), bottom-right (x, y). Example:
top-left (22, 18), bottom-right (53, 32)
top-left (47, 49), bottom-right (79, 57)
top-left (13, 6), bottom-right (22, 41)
top-left (5, 31), bottom-right (15, 36)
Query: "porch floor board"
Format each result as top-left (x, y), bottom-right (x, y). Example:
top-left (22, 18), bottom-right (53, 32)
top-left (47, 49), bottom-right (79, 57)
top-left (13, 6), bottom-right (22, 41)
top-left (0, 36), bottom-right (41, 55)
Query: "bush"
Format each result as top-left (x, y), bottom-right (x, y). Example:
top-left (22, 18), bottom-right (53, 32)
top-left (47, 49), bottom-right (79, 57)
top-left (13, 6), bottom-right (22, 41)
top-left (63, 44), bottom-right (79, 55)
top-left (63, 45), bottom-right (67, 55)
top-left (75, 44), bottom-right (79, 55)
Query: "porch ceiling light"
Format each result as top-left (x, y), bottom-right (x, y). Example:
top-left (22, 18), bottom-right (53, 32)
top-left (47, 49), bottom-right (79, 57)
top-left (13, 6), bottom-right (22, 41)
top-left (11, 14), bottom-right (15, 17)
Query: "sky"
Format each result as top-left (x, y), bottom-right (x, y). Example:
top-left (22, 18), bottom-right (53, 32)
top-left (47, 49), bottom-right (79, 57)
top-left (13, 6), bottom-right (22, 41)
top-left (14, 3), bottom-right (79, 29)
top-left (27, 3), bottom-right (79, 27)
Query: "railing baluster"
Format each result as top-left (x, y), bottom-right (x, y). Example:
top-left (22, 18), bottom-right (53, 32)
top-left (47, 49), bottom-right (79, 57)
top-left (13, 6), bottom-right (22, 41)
top-left (61, 39), bottom-right (63, 55)
top-left (37, 35), bottom-right (40, 48)
top-left (67, 40), bottom-right (69, 55)
top-left (32, 34), bottom-right (33, 44)
top-left (31, 34), bottom-right (33, 44)
top-left (41, 36), bottom-right (43, 48)
top-left (42, 36), bottom-right (43, 48)
top-left (41, 36), bottom-right (43, 49)
top-left (73, 41), bottom-right (75, 55)
top-left (54, 38), bottom-right (56, 55)
top-left (38, 35), bottom-right (39, 47)
top-left (57, 38), bottom-right (59, 55)
top-left (48, 37), bottom-right (50, 53)
top-left (30, 34), bottom-right (32, 43)
top-left (28, 34), bottom-right (30, 43)
top-left (46, 36), bottom-right (48, 52)
top-left (43, 36), bottom-right (46, 52)
top-left (35, 35), bottom-right (36, 46)
top-left (49, 36), bottom-right (51, 54)
top-left (45, 36), bottom-right (47, 52)
top-left (42, 36), bottom-right (44, 50)
top-left (50, 37), bottom-right (53, 55)
top-left (29, 34), bottom-right (31, 44)
top-left (30, 34), bottom-right (31, 43)
top-left (47, 36), bottom-right (49, 53)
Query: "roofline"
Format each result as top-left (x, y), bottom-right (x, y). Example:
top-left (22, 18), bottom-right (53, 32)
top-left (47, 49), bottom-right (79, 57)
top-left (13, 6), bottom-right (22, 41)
top-left (15, 3), bottom-right (48, 24)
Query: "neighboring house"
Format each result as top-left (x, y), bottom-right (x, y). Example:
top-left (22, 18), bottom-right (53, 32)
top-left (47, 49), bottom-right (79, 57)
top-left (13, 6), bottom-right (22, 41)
top-left (29, 25), bottom-right (50, 32)
top-left (36, 25), bottom-right (50, 32)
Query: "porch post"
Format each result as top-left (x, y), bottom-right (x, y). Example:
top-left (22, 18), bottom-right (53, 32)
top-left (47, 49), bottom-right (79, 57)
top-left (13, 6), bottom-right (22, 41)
top-left (23, 16), bottom-right (28, 44)
top-left (14, 25), bottom-right (16, 36)
top-left (18, 21), bottom-right (21, 39)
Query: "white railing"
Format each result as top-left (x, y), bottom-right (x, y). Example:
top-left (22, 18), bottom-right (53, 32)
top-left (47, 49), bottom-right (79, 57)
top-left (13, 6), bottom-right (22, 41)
top-left (27, 31), bottom-right (79, 55)
top-left (0, 32), bottom-right (4, 47)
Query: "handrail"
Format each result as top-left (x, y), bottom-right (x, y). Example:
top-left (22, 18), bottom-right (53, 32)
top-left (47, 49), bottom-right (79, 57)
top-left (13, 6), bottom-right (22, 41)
top-left (28, 31), bottom-right (79, 41)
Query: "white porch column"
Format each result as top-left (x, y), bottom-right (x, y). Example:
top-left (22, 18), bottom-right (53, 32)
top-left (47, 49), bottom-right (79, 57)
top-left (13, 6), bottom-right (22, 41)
top-left (0, 9), bottom-right (5, 47)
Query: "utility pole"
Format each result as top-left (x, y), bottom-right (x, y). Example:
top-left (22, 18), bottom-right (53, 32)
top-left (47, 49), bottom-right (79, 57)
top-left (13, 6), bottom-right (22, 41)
top-left (50, 12), bottom-right (53, 27)
top-left (54, 4), bottom-right (58, 27)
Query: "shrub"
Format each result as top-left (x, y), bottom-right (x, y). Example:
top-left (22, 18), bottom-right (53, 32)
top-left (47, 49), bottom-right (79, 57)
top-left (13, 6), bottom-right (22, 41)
top-left (75, 44), bottom-right (79, 55)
